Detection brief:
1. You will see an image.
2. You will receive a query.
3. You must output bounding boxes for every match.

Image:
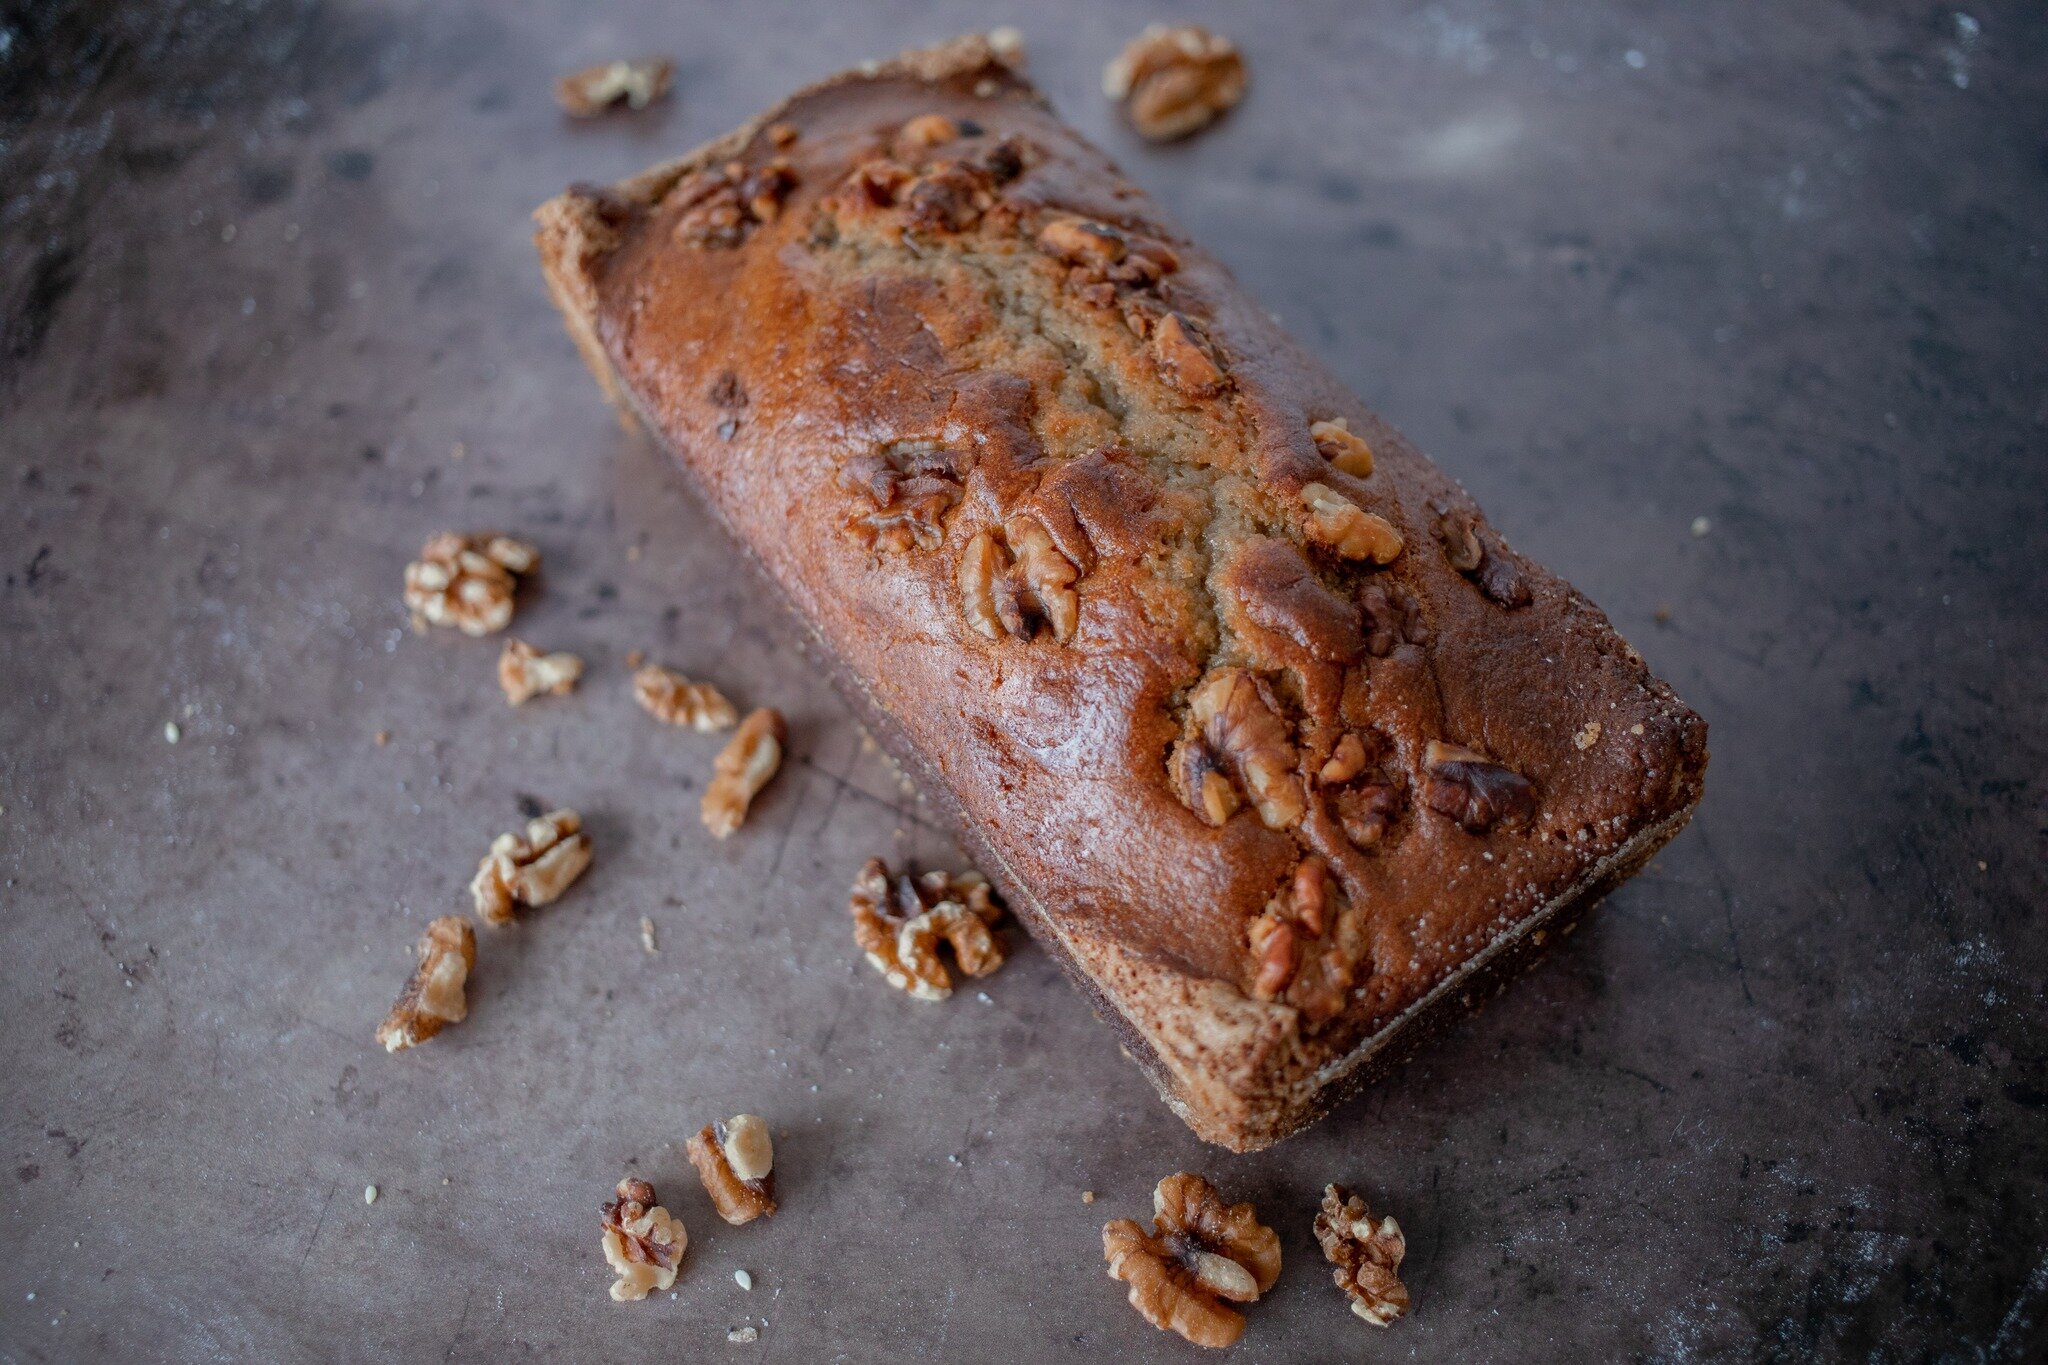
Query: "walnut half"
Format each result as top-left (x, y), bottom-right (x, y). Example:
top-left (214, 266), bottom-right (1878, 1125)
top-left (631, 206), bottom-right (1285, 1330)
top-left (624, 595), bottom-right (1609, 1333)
top-left (498, 638), bottom-right (583, 705)
top-left (1313, 1184), bottom-right (1410, 1327)
top-left (600, 1177), bottom-right (688, 1302)
top-left (1170, 669), bottom-right (1305, 830)
top-left (402, 532), bottom-right (538, 636)
top-left (375, 915), bottom-right (475, 1053)
top-left (687, 1114), bottom-right (776, 1225)
top-left (701, 708), bottom-right (786, 838)
top-left (469, 809), bottom-right (593, 925)
top-left (848, 858), bottom-right (1005, 1001)
top-left (1103, 25), bottom-right (1247, 142)
top-left (632, 663), bottom-right (738, 731)
top-left (958, 517), bottom-right (1081, 643)
top-left (1421, 740), bottom-right (1536, 833)
top-left (1102, 1172), bottom-right (1282, 1349)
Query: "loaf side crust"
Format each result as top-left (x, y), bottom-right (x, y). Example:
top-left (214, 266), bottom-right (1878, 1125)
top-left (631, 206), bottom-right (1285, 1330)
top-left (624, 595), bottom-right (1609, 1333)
top-left (536, 33), bottom-right (1708, 1149)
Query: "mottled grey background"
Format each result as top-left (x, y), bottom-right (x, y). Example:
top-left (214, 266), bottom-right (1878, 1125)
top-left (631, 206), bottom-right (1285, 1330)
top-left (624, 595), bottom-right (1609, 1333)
top-left (2, 1), bottom-right (2043, 1360)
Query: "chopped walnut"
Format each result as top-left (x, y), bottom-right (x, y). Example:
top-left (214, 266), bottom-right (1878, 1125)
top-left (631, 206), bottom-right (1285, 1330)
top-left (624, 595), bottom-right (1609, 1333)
top-left (633, 663), bottom-right (739, 732)
top-left (1172, 669), bottom-right (1304, 830)
top-left (375, 915), bottom-right (475, 1053)
top-left (1310, 418), bottom-right (1375, 478)
top-left (498, 638), bottom-right (584, 705)
top-left (1358, 582), bottom-right (1426, 657)
top-left (1102, 1173), bottom-right (1281, 1349)
top-left (838, 440), bottom-right (969, 552)
top-left (849, 858), bottom-right (1005, 1001)
top-left (1318, 729), bottom-right (1405, 849)
top-left (1422, 739), bottom-right (1536, 833)
top-left (1434, 507), bottom-right (1532, 608)
top-left (1245, 857), bottom-right (1365, 1023)
top-left (687, 1115), bottom-right (776, 1225)
top-left (555, 58), bottom-right (673, 118)
top-left (601, 1177), bottom-right (688, 1302)
top-left (1301, 484), bottom-right (1403, 564)
top-left (1314, 1185), bottom-right (1410, 1327)
top-left (672, 158), bottom-right (797, 248)
top-left (895, 112), bottom-right (962, 152)
top-left (1038, 216), bottom-right (1181, 311)
top-left (958, 517), bottom-right (1081, 643)
top-left (470, 809), bottom-right (593, 925)
top-left (402, 532), bottom-right (538, 636)
top-left (1103, 25), bottom-right (1247, 142)
top-left (1151, 312), bottom-right (1227, 396)
top-left (1574, 720), bottom-right (1603, 751)
top-left (701, 708), bottom-right (786, 838)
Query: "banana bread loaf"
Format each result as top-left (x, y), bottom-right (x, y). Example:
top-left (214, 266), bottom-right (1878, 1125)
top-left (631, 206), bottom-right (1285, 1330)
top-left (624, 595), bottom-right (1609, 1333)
top-left (535, 34), bottom-right (1708, 1151)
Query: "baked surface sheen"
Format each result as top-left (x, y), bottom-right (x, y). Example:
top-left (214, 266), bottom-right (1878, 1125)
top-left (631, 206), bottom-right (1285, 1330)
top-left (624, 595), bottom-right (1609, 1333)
top-left (535, 35), bottom-right (1708, 1150)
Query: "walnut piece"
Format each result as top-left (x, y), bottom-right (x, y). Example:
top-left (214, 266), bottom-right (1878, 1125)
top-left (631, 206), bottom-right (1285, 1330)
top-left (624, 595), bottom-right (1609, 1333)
top-left (687, 1115), bottom-right (776, 1225)
top-left (958, 517), bottom-right (1081, 643)
top-left (838, 440), bottom-right (969, 552)
top-left (1314, 1184), bottom-right (1410, 1327)
top-left (632, 663), bottom-right (738, 732)
top-left (375, 915), bottom-right (475, 1053)
top-left (1151, 312), bottom-right (1227, 396)
top-left (1245, 857), bottom-right (1366, 1023)
top-left (672, 158), bottom-right (798, 248)
top-left (849, 858), bottom-right (1005, 1001)
top-left (1102, 1172), bottom-right (1281, 1349)
top-left (498, 638), bottom-right (583, 705)
top-left (1301, 483), bottom-right (1403, 564)
top-left (1434, 507), bottom-right (1532, 608)
top-left (1422, 740), bottom-right (1536, 833)
top-left (1172, 669), bottom-right (1305, 830)
top-left (701, 708), bottom-right (786, 838)
top-left (1037, 216), bottom-right (1181, 311)
top-left (601, 1178), bottom-right (687, 1302)
top-left (402, 532), bottom-right (538, 636)
top-left (1318, 729), bottom-right (1406, 849)
top-left (1103, 25), bottom-right (1247, 142)
top-left (1310, 418), bottom-right (1375, 478)
top-left (469, 809), bottom-right (593, 925)
top-left (555, 58), bottom-right (673, 118)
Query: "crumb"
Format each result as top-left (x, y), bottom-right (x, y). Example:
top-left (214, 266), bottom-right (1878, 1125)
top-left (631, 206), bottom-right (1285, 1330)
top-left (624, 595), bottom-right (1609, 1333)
top-left (364, 1184), bottom-right (379, 1205)
top-left (451, 442), bottom-right (466, 461)
top-left (641, 916), bottom-right (658, 954)
top-left (627, 544), bottom-right (642, 562)
top-left (734, 1269), bottom-right (753, 1290)
top-left (164, 722), bottom-right (181, 744)
top-left (374, 730), bottom-right (391, 747)
top-left (1082, 1190), bottom-right (1096, 1204)
top-left (1654, 605), bottom-right (1673, 624)
top-left (556, 57), bottom-right (674, 118)
top-left (1691, 516), bottom-right (1711, 537)
top-left (727, 1326), bottom-right (759, 1344)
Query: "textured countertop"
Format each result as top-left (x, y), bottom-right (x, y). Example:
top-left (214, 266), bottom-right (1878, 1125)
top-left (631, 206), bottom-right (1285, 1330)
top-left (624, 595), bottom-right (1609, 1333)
top-left (3, 2), bottom-right (2044, 1360)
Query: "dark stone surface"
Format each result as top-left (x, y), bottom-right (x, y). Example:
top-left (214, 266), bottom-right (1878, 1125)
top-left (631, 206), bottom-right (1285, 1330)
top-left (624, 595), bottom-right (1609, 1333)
top-left (3, 1), bottom-right (2044, 1359)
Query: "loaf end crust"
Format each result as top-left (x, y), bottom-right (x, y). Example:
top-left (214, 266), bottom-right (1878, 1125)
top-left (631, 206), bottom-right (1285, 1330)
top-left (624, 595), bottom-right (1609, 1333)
top-left (536, 33), bottom-right (1707, 1150)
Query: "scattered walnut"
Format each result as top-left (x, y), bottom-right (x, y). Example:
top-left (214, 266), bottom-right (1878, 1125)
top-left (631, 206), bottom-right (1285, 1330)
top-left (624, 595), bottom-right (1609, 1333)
top-left (1245, 857), bottom-right (1365, 1023)
top-left (1310, 418), bottom-right (1375, 478)
top-left (673, 158), bottom-right (798, 247)
top-left (1172, 669), bottom-right (1304, 830)
top-left (1102, 1173), bottom-right (1281, 1349)
top-left (601, 1177), bottom-right (688, 1302)
top-left (1314, 1185), bottom-right (1410, 1327)
top-left (896, 112), bottom-right (961, 150)
top-left (402, 532), bottom-right (538, 636)
top-left (1422, 740), bottom-right (1536, 833)
top-left (470, 809), bottom-right (593, 925)
top-left (838, 440), bottom-right (969, 552)
top-left (633, 663), bottom-right (739, 732)
top-left (849, 858), bottom-right (1005, 1001)
top-left (1151, 312), bottom-right (1227, 396)
top-left (1300, 484), bottom-right (1403, 564)
top-left (376, 915), bottom-right (475, 1053)
top-left (555, 57), bottom-right (673, 118)
top-left (701, 708), bottom-right (786, 838)
top-left (1103, 25), bottom-right (1247, 142)
top-left (958, 518), bottom-right (1081, 643)
top-left (687, 1115), bottom-right (777, 1225)
top-left (498, 638), bottom-right (584, 705)
top-left (1434, 507), bottom-right (1532, 608)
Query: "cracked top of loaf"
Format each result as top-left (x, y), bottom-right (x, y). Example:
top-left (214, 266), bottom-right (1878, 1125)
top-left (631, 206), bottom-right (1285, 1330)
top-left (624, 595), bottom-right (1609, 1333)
top-left (536, 34), bottom-right (1708, 1148)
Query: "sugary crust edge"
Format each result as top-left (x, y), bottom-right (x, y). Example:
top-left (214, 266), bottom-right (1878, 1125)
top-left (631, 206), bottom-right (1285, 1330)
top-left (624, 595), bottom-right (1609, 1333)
top-left (534, 33), bottom-right (1705, 1151)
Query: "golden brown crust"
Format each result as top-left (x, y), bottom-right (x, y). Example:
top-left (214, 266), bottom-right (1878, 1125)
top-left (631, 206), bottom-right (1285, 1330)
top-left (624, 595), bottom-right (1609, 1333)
top-left (534, 34), bottom-right (1708, 1150)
